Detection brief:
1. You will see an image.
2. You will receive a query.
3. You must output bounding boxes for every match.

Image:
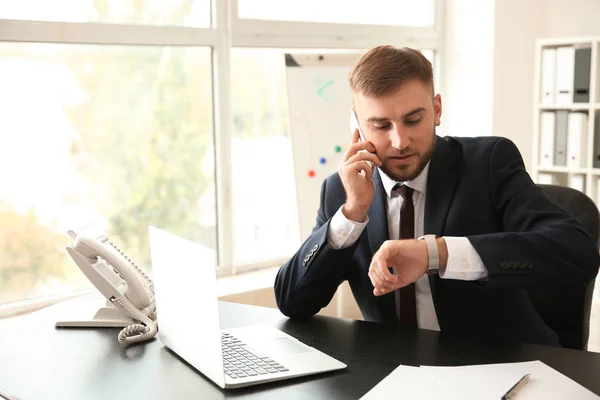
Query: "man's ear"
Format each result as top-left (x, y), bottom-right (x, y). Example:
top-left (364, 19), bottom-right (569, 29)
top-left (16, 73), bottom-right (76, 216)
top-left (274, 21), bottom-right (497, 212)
top-left (433, 94), bottom-right (442, 126)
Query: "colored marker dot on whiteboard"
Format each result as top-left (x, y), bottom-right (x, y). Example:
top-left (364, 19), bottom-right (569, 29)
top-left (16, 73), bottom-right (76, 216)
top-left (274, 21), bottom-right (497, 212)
top-left (319, 157), bottom-right (327, 164)
top-left (308, 170), bottom-right (316, 178)
top-left (334, 145), bottom-right (342, 153)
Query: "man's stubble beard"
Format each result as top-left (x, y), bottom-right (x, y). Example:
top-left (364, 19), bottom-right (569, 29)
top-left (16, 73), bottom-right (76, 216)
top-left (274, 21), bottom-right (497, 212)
top-left (379, 127), bottom-right (437, 183)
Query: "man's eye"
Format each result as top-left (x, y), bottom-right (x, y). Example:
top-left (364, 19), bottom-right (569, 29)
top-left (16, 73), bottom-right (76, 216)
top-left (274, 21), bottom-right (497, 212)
top-left (406, 119), bottom-right (421, 126)
top-left (374, 124), bottom-right (391, 130)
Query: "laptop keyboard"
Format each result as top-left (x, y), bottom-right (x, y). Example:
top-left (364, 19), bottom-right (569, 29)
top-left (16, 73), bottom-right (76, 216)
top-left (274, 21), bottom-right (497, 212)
top-left (222, 332), bottom-right (289, 379)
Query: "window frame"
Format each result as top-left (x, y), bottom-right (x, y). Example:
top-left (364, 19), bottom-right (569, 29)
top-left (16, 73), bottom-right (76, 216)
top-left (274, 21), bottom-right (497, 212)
top-left (0, 0), bottom-right (444, 280)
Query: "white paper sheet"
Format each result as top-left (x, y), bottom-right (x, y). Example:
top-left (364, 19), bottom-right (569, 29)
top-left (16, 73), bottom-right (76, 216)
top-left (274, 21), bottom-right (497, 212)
top-left (360, 365), bottom-right (453, 400)
top-left (361, 360), bottom-right (599, 400)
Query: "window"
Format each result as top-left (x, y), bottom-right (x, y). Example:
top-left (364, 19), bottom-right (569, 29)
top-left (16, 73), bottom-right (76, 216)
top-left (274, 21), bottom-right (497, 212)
top-left (229, 48), bottom-right (300, 265)
top-left (237, 0), bottom-right (435, 27)
top-left (0, 0), bottom-right (211, 27)
top-left (0, 43), bottom-right (213, 304)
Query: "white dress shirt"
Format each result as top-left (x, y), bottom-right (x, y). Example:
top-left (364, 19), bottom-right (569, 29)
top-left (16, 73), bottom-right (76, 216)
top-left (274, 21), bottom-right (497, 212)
top-left (327, 163), bottom-right (487, 331)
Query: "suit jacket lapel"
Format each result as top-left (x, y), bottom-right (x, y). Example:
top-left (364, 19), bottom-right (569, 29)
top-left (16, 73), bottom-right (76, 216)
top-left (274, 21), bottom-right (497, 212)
top-left (425, 135), bottom-right (462, 237)
top-left (425, 135), bottom-right (462, 305)
top-left (366, 169), bottom-right (397, 323)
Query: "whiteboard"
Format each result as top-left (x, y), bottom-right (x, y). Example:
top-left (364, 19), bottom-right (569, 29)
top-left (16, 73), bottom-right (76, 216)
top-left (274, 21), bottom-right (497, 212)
top-left (284, 53), bottom-right (361, 240)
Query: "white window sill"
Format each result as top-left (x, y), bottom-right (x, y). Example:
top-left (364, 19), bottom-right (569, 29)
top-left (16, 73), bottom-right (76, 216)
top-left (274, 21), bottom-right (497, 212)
top-left (0, 266), bottom-right (281, 320)
top-left (216, 266), bottom-right (279, 298)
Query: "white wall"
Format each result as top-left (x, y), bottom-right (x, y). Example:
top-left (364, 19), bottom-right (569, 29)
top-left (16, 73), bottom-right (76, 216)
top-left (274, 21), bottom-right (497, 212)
top-left (492, 0), bottom-right (600, 171)
top-left (440, 0), bottom-right (495, 139)
top-left (540, 0), bottom-right (600, 38)
top-left (492, 0), bottom-right (542, 171)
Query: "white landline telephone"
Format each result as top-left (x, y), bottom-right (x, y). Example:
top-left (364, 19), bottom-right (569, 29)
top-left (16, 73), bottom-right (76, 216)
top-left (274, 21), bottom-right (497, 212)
top-left (55, 230), bottom-right (158, 345)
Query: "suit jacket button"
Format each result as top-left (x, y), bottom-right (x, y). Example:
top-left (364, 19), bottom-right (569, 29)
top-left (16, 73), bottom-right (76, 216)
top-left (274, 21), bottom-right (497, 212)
top-left (500, 262), bottom-right (508, 270)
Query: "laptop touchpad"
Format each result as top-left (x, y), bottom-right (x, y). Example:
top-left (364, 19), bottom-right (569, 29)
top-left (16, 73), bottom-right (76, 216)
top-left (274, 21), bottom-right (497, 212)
top-left (263, 338), bottom-right (312, 354)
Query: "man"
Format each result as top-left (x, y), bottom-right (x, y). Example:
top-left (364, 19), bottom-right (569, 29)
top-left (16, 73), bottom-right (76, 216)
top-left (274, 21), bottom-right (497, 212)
top-left (274, 45), bottom-right (600, 346)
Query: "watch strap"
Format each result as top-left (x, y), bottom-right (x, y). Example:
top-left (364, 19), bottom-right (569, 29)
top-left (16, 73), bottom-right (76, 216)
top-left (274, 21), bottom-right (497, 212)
top-left (419, 234), bottom-right (439, 275)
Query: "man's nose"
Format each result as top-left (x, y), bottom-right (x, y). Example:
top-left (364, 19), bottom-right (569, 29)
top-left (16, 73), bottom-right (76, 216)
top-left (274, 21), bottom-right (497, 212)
top-left (390, 125), bottom-right (410, 150)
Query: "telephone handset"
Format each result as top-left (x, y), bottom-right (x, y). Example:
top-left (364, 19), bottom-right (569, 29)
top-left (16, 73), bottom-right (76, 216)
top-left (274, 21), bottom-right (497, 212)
top-left (65, 231), bottom-right (158, 345)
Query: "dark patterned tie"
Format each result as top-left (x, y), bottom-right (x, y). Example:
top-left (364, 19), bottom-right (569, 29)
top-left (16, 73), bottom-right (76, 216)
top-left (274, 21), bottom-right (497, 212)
top-left (394, 185), bottom-right (417, 328)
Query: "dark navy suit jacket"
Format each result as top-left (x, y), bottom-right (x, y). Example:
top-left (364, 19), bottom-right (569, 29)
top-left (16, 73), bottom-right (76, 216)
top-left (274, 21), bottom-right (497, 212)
top-left (274, 135), bottom-right (600, 346)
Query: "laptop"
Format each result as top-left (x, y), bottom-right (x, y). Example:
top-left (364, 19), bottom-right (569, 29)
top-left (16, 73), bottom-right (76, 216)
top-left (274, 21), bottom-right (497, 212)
top-left (148, 226), bottom-right (346, 389)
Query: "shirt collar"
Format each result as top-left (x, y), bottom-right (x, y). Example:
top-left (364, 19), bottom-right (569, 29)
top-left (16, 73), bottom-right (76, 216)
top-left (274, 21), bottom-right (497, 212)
top-left (378, 161), bottom-right (430, 199)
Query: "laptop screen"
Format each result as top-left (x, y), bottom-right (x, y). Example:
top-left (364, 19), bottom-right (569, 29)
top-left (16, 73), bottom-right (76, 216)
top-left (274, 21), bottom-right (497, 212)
top-left (149, 226), bottom-right (225, 388)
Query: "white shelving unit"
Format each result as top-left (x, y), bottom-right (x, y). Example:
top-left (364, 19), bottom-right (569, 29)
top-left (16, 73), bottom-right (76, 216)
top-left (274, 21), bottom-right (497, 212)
top-left (532, 37), bottom-right (600, 204)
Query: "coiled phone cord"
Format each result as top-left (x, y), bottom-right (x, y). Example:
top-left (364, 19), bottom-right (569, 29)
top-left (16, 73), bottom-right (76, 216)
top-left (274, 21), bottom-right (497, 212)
top-left (115, 295), bottom-right (158, 345)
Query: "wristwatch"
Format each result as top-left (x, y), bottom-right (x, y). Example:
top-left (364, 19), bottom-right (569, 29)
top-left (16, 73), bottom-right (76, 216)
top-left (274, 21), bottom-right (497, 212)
top-left (418, 234), bottom-right (440, 275)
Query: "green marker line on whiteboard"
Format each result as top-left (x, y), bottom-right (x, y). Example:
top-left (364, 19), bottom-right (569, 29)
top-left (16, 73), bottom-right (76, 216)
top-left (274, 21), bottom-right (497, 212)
top-left (317, 80), bottom-right (334, 102)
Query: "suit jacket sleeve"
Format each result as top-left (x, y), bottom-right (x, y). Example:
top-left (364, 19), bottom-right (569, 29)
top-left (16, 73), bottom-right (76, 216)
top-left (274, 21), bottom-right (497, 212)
top-left (467, 138), bottom-right (600, 288)
top-left (274, 176), bottom-right (360, 318)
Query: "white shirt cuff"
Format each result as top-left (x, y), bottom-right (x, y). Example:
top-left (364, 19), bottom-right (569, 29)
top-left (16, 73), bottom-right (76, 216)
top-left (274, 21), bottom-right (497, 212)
top-left (327, 205), bottom-right (369, 249)
top-left (439, 237), bottom-right (488, 281)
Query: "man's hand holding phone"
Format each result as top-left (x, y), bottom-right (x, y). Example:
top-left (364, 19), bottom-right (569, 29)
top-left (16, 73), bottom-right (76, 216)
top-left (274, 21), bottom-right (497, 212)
top-left (337, 128), bottom-right (382, 222)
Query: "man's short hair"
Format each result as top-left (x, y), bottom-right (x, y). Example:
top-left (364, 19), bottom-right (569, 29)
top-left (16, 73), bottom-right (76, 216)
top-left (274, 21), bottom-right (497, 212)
top-left (348, 45), bottom-right (434, 98)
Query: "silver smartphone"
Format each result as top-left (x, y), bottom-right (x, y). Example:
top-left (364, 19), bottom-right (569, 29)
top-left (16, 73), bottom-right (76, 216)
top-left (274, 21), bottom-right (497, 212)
top-left (351, 110), bottom-right (374, 169)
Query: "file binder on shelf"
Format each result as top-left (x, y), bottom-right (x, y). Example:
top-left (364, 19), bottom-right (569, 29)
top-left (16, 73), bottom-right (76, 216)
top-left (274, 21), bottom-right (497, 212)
top-left (541, 48), bottom-right (556, 104)
top-left (594, 111), bottom-right (600, 169)
top-left (554, 110), bottom-right (569, 167)
top-left (555, 46), bottom-right (575, 105)
top-left (539, 112), bottom-right (556, 167)
top-left (567, 112), bottom-right (587, 168)
top-left (573, 47), bottom-right (592, 103)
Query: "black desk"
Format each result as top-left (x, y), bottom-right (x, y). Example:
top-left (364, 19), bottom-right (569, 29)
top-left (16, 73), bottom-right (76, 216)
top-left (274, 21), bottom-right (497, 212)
top-left (2, 296), bottom-right (600, 400)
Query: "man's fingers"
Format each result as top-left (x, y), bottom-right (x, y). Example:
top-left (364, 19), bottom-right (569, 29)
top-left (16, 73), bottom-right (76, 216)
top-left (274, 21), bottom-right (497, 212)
top-left (345, 151), bottom-right (382, 167)
top-left (343, 129), bottom-right (361, 161)
top-left (365, 161), bottom-right (373, 181)
top-left (352, 127), bottom-right (360, 143)
top-left (369, 266), bottom-right (395, 289)
top-left (351, 161), bottom-right (373, 178)
top-left (368, 270), bottom-right (395, 294)
top-left (369, 260), bottom-right (396, 284)
top-left (369, 248), bottom-right (400, 297)
top-left (343, 140), bottom-right (377, 162)
top-left (373, 287), bottom-right (391, 296)
top-left (373, 253), bottom-right (396, 283)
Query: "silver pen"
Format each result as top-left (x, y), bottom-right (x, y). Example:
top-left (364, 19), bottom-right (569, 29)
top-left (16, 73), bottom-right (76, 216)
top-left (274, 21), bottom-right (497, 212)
top-left (501, 373), bottom-right (531, 400)
top-left (0, 388), bottom-right (20, 400)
